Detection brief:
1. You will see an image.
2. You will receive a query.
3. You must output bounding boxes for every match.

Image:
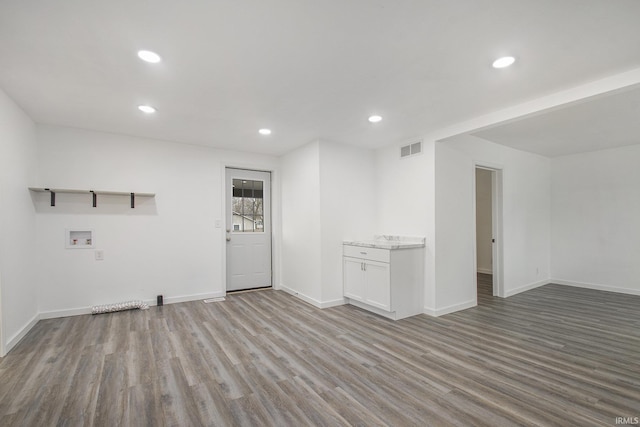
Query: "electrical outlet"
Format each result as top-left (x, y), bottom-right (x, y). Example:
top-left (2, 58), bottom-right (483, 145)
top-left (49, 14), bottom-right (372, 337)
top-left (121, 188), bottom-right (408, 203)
top-left (95, 250), bottom-right (104, 261)
top-left (215, 219), bottom-right (222, 228)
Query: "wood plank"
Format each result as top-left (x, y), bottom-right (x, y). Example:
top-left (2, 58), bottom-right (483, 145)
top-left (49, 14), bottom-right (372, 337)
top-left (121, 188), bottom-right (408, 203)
top-left (1, 278), bottom-right (639, 426)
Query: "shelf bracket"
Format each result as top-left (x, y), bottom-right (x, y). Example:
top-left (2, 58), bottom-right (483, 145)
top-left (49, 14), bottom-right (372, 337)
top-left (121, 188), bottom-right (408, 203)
top-left (131, 193), bottom-right (135, 209)
top-left (91, 191), bottom-right (97, 208)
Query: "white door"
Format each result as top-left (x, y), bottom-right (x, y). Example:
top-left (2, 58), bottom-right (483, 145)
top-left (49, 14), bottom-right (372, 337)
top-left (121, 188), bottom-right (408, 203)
top-left (225, 168), bottom-right (272, 291)
top-left (363, 261), bottom-right (391, 311)
top-left (343, 257), bottom-right (365, 301)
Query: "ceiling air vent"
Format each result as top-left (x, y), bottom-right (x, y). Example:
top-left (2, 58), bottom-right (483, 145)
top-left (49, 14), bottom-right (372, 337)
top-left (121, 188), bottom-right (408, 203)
top-left (400, 141), bottom-right (422, 158)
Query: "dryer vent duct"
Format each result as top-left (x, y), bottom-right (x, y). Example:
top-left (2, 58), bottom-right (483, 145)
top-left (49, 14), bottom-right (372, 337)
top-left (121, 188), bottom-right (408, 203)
top-left (91, 300), bottom-right (149, 315)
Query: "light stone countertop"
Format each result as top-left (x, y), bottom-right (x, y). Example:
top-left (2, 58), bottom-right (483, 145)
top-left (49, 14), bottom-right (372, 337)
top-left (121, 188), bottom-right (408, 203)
top-left (343, 235), bottom-right (425, 250)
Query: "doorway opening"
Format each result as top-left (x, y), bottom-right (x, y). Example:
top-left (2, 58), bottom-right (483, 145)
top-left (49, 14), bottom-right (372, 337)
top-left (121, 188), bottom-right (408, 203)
top-left (475, 165), bottom-right (503, 302)
top-left (225, 168), bottom-right (272, 292)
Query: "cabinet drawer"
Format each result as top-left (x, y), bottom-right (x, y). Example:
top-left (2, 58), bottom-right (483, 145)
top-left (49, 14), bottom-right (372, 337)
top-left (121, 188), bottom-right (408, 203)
top-left (343, 245), bottom-right (390, 263)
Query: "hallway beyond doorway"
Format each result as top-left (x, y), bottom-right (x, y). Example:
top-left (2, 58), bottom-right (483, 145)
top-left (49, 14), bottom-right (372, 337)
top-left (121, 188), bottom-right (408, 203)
top-left (477, 273), bottom-right (493, 305)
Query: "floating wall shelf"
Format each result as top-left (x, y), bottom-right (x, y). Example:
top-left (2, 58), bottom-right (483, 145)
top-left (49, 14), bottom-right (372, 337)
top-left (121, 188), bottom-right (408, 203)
top-left (29, 187), bottom-right (155, 208)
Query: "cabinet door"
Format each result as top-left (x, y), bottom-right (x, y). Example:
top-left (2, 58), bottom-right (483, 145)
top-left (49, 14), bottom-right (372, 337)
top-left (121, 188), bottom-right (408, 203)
top-left (343, 257), bottom-right (365, 302)
top-left (364, 261), bottom-right (391, 311)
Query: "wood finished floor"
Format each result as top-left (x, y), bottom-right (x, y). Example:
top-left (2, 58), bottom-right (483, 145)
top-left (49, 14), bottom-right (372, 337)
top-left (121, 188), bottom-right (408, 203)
top-left (1, 278), bottom-right (639, 426)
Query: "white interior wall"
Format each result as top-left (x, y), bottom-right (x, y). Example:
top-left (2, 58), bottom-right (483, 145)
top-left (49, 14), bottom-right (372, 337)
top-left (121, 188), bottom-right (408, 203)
top-left (551, 144), bottom-right (640, 295)
top-left (434, 142), bottom-right (477, 313)
top-left (319, 141), bottom-right (376, 304)
top-left (375, 140), bottom-right (436, 313)
top-left (35, 125), bottom-right (279, 316)
top-left (444, 135), bottom-right (551, 298)
top-left (280, 141), bottom-right (323, 303)
top-left (375, 135), bottom-right (551, 316)
top-left (0, 89), bottom-right (38, 356)
top-left (280, 140), bottom-right (376, 307)
top-left (476, 168), bottom-right (493, 274)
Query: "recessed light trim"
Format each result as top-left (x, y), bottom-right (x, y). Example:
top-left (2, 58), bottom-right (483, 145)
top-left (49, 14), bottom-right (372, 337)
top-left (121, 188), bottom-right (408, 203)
top-left (259, 128), bottom-right (272, 135)
top-left (368, 115), bottom-right (382, 123)
top-left (137, 50), bottom-right (161, 63)
top-left (492, 56), bottom-right (515, 68)
top-left (138, 105), bottom-right (156, 114)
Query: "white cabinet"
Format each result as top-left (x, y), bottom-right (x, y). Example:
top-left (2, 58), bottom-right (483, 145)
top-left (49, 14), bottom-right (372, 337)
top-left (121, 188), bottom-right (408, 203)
top-left (344, 257), bottom-right (390, 310)
top-left (343, 257), bottom-right (366, 301)
top-left (343, 244), bottom-right (424, 320)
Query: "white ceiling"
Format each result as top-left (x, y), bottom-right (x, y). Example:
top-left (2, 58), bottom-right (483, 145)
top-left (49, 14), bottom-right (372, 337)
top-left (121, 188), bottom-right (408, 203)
top-left (1, 0), bottom-right (640, 156)
top-left (472, 85), bottom-right (640, 157)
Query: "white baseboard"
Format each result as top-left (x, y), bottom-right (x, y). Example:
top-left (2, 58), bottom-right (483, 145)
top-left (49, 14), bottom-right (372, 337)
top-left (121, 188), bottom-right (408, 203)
top-left (477, 268), bottom-right (493, 275)
top-left (320, 298), bottom-right (347, 308)
top-left (279, 284), bottom-right (321, 307)
top-left (423, 306), bottom-right (437, 317)
top-left (38, 291), bottom-right (227, 320)
top-left (40, 307), bottom-right (91, 319)
top-left (279, 284), bottom-right (346, 309)
top-left (424, 299), bottom-right (476, 317)
top-left (5, 312), bottom-right (40, 355)
top-left (551, 279), bottom-right (640, 296)
top-left (504, 279), bottom-right (550, 297)
top-left (161, 291), bottom-right (226, 306)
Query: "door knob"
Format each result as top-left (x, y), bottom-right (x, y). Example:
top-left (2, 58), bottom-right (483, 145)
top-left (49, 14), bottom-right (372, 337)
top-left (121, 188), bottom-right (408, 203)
top-left (226, 237), bottom-right (231, 242)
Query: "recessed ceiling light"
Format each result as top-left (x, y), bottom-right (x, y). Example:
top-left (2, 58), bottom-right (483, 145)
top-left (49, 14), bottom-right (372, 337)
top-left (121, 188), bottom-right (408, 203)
top-left (138, 105), bottom-right (156, 114)
top-left (259, 128), bottom-right (272, 135)
top-left (492, 56), bottom-right (515, 68)
top-left (368, 115), bottom-right (382, 123)
top-left (137, 50), bottom-right (161, 63)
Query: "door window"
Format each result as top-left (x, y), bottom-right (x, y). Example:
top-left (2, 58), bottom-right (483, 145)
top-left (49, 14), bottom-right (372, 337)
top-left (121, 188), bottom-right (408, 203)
top-left (232, 179), bottom-right (264, 232)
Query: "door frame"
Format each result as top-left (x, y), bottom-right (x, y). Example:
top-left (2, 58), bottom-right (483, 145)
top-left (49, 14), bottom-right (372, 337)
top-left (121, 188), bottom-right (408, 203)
top-left (473, 163), bottom-right (504, 298)
top-left (221, 165), bottom-right (274, 294)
